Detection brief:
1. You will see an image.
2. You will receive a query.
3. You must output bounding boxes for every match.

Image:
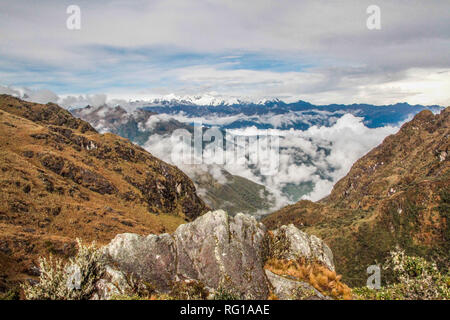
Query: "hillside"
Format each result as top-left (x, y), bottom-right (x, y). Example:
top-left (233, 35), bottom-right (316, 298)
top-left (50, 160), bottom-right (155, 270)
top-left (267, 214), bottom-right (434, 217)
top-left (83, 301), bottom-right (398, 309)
top-left (263, 107), bottom-right (450, 286)
top-left (0, 95), bottom-right (207, 292)
top-left (190, 165), bottom-right (276, 215)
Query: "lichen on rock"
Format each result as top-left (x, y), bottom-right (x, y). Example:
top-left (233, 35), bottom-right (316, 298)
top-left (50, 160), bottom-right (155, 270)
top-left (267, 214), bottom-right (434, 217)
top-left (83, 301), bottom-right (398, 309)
top-left (268, 224), bottom-right (334, 271)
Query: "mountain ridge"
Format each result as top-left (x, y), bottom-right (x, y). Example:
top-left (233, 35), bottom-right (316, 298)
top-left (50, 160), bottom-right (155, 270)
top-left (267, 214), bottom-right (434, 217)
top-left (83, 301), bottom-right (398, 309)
top-left (0, 94), bottom-right (207, 291)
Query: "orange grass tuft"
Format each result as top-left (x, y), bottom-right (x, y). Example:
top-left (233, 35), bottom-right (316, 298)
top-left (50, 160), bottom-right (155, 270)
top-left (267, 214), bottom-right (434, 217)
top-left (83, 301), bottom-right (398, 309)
top-left (264, 258), bottom-right (353, 300)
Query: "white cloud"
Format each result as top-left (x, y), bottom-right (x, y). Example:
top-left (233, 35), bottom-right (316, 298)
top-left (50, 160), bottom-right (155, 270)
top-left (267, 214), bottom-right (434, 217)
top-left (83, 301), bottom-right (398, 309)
top-left (139, 112), bottom-right (399, 212)
top-left (60, 94), bottom-right (107, 108)
top-left (0, 85), bottom-right (109, 108)
top-left (24, 89), bottom-right (59, 104)
top-left (0, 86), bottom-right (60, 104)
top-left (140, 113), bottom-right (175, 131)
top-left (0, 85), bottom-right (21, 96)
top-left (0, 1), bottom-right (448, 105)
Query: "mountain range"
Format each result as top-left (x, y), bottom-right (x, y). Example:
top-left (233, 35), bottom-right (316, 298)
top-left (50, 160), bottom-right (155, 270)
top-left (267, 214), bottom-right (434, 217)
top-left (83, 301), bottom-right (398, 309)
top-left (72, 97), bottom-right (443, 130)
top-left (71, 99), bottom-right (444, 215)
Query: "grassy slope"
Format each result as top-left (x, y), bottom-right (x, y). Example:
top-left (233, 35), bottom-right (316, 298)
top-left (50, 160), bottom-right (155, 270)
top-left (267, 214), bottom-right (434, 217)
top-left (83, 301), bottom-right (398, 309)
top-left (192, 167), bottom-right (275, 215)
top-left (0, 95), bottom-right (207, 291)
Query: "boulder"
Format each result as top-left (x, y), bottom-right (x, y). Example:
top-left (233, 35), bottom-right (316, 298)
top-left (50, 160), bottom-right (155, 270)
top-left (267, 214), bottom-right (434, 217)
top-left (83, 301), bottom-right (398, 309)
top-left (102, 210), bottom-right (269, 299)
top-left (102, 233), bottom-right (177, 291)
top-left (173, 210), bottom-right (268, 299)
top-left (269, 224), bottom-right (334, 271)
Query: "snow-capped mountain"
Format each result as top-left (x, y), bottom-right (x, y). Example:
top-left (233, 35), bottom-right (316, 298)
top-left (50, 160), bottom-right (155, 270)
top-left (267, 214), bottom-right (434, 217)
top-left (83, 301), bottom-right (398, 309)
top-left (121, 93), bottom-right (281, 107)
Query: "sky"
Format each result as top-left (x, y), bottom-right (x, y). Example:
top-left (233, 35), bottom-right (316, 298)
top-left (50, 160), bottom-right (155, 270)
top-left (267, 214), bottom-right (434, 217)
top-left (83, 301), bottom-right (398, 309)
top-left (0, 0), bottom-right (449, 105)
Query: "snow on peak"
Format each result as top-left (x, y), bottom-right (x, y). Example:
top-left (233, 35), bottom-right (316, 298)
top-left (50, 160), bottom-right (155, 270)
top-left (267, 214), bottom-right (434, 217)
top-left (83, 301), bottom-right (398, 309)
top-left (107, 93), bottom-right (289, 108)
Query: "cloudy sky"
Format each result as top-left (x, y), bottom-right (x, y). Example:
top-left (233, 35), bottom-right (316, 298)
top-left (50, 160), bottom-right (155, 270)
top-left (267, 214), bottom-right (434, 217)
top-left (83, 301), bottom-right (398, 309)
top-left (0, 0), bottom-right (449, 105)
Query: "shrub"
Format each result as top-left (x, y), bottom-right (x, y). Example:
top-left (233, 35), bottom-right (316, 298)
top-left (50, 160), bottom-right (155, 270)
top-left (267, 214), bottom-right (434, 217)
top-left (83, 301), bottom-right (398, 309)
top-left (22, 239), bottom-right (105, 300)
top-left (170, 280), bottom-right (209, 300)
top-left (213, 286), bottom-right (241, 300)
top-left (354, 248), bottom-right (450, 300)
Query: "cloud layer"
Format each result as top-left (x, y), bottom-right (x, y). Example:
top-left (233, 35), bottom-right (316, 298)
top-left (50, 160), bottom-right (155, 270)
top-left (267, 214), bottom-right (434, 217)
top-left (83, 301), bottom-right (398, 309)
top-left (139, 112), bottom-right (399, 211)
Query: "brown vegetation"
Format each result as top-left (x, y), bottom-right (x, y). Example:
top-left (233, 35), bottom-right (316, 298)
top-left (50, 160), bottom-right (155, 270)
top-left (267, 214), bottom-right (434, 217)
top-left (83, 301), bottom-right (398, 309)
top-left (0, 95), bottom-right (207, 293)
top-left (264, 258), bottom-right (352, 300)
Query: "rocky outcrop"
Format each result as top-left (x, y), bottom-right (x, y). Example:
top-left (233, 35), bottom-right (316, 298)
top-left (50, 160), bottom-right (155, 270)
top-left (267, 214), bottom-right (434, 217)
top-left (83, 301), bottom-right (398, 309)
top-left (103, 233), bottom-right (177, 292)
top-left (174, 211), bottom-right (268, 299)
top-left (100, 210), bottom-right (336, 300)
top-left (269, 224), bottom-right (334, 271)
top-left (40, 154), bottom-right (118, 195)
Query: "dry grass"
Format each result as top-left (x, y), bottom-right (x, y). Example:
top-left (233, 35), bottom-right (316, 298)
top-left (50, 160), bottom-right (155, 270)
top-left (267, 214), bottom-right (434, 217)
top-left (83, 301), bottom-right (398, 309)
top-left (267, 291), bottom-right (279, 300)
top-left (265, 258), bottom-right (352, 300)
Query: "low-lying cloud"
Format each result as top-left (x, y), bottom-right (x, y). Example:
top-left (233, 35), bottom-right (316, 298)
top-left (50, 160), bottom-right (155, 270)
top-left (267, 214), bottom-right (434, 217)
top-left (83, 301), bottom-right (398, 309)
top-left (141, 112), bottom-right (399, 212)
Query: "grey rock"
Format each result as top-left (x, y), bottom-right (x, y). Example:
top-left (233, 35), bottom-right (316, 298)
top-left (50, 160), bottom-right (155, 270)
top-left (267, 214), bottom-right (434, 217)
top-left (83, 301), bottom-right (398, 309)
top-left (270, 224), bottom-right (334, 271)
top-left (92, 266), bottom-right (132, 300)
top-left (102, 210), bottom-right (269, 299)
top-left (174, 210), bottom-right (268, 299)
top-left (99, 210), bottom-right (335, 300)
top-left (102, 232), bottom-right (177, 291)
top-left (265, 270), bottom-right (328, 300)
